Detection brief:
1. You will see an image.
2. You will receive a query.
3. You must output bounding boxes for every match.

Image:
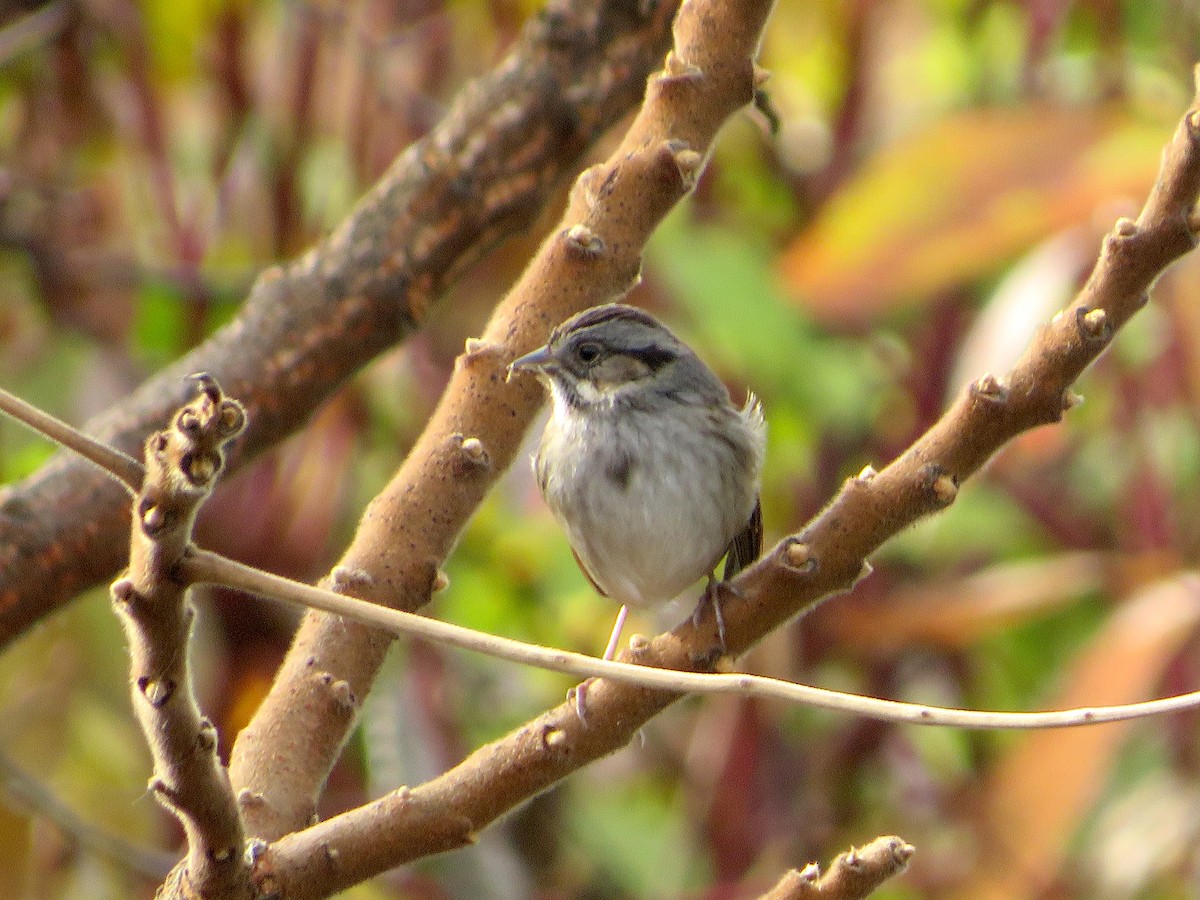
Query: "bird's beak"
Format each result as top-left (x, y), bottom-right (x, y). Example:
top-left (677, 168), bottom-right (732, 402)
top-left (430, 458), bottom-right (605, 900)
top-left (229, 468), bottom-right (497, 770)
top-left (506, 345), bottom-right (554, 381)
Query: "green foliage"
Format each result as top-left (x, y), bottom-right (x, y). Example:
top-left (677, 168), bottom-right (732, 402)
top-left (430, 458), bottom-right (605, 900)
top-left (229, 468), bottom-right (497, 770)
top-left (884, 482), bottom-right (1048, 564)
top-left (973, 593), bottom-right (1109, 714)
top-left (132, 280), bottom-right (188, 365)
top-left (565, 775), bottom-right (695, 895)
top-left (650, 210), bottom-right (885, 435)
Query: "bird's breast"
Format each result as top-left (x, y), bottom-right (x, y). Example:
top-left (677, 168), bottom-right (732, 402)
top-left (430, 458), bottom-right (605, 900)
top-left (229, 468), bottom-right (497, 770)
top-left (536, 403), bottom-right (760, 609)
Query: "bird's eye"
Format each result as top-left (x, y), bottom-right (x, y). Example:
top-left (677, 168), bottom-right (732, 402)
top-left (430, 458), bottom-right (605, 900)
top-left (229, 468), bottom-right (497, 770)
top-left (576, 342), bottom-right (602, 364)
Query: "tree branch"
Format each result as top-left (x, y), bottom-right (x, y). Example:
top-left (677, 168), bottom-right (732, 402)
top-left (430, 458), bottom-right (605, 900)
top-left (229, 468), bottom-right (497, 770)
top-left (760, 836), bottom-right (915, 900)
top-left (112, 375), bottom-right (249, 897)
top-left (179, 548), bottom-right (1200, 729)
top-left (227, 0), bottom-right (776, 847)
top-left (0, 0), bottom-right (680, 647)
top-left (724, 80), bottom-right (1200, 654)
top-left (246, 66), bottom-right (1200, 894)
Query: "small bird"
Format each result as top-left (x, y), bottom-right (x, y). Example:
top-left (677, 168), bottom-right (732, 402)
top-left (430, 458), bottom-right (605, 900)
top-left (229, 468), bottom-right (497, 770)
top-left (508, 303), bottom-right (766, 662)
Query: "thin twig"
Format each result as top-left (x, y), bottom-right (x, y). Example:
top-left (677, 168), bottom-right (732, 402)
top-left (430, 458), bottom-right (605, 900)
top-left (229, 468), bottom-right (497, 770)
top-left (760, 837), bottom-right (914, 900)
top-left (0, 1), bottom-right (69, 66)
top-left (182, 549), bottom-right (1200, 731)
top-left (2, 369), bottom-right (1194, 734)
top-left (0, 748), bottom-right (178, 881)
top-left (0, 386), bottom-right (144, 491)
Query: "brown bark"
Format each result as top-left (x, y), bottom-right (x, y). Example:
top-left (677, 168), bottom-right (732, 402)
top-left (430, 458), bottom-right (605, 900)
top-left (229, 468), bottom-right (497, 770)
top-left (759, 836), bottom-right (914, 900)
top-left (0, 0), bottom-right (679, 647)
top-left (249, 71), bottom-right (1200, 895)
top-left (229, 0), bottom-right (772, 845)
top-left (114, 376), bottom-right (249, 897)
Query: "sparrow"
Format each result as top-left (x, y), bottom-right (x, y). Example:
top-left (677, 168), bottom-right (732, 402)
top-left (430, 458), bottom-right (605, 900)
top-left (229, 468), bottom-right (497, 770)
top-left (509, 303), bottom-right (765, 662)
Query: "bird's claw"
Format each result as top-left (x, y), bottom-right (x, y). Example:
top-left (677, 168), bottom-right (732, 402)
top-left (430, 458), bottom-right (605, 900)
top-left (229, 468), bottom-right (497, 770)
top-left (692, 575), bottom-right (739, 654)
top-left (568, 680), bottom-right (593, 727)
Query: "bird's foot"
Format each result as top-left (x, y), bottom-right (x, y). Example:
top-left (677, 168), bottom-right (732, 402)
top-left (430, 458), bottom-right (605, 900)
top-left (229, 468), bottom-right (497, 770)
top-left (569, 605), bottom-right (633, 727)
top-left (568, 679), bottom-right (594, 727)
top-left (692, 574), bottom-right (739, 655)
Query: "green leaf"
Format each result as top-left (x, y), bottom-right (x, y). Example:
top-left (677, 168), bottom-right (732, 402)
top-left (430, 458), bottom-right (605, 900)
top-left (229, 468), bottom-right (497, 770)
top-left (648, 211), bottom-right (885, 435)
top-left (132, 281), bottom-right (186, 365)
top-left (566, 775), bottom-right (696, 895)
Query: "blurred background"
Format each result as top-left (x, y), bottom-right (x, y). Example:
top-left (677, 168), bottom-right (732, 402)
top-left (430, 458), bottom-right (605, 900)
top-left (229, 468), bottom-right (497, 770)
top-left (2, 0), bottom-right (1200, 897)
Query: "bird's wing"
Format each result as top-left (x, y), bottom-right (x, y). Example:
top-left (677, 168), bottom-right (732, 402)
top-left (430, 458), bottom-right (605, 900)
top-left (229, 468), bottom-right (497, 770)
top-left (570, 545), bottom-right (609, 597)
top-left (723, 497), bottom-right (763, 580)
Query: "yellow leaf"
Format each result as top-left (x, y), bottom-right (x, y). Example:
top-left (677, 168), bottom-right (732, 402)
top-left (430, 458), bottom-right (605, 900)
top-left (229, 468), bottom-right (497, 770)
top-left (779, 107), bottom-right (1168, 324)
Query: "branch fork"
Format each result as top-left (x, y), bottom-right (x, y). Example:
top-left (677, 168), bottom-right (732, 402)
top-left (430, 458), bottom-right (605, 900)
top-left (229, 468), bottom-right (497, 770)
top-left (4, 11), bottom-right (1200, 900)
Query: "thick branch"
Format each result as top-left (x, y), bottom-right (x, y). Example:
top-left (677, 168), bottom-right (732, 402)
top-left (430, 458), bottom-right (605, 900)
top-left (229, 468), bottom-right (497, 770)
top-left (253, 70), bottom-right (1200, 892)
top-left (231, 0), bottom-right (774, 853)
top-left (0, 0), bottom-right (679, 647)
top-left (724, 91), bottom-right (1200, 651)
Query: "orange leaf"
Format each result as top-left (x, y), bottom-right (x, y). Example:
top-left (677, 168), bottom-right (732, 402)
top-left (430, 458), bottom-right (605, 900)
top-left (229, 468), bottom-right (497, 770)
top-left (960, 574), bottom-right (1200, 899)
top-left (779, 107), bottom-right (1167, 325)
top-left (821, 553), bottom-right (1108, 650)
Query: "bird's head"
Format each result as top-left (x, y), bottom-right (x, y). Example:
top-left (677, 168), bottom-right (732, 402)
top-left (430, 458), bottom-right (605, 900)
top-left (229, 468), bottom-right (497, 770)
top-left (508, 304), bottom-right (692, 409)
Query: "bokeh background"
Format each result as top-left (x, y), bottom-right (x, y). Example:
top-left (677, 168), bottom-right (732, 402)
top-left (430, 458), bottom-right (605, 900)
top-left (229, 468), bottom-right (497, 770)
top-left (2, 0), bottom-right (1200, 897)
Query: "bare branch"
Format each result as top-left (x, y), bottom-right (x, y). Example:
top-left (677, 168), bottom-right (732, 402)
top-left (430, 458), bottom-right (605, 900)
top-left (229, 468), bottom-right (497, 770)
top-left (0, 0), bottom-right (680, 647)
top-left (228, 0), bottom-right (776, 847)
top-left (760, 837), bottom-right (915, 900)
top-left (183, 549), bottom-right (1200, 730)
top-left (722, 70), bottom-right (1200, 660)
top-left (0, 386), bottom-right (144, 491)
top-left (113, 375), bottom-right (249, 898)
